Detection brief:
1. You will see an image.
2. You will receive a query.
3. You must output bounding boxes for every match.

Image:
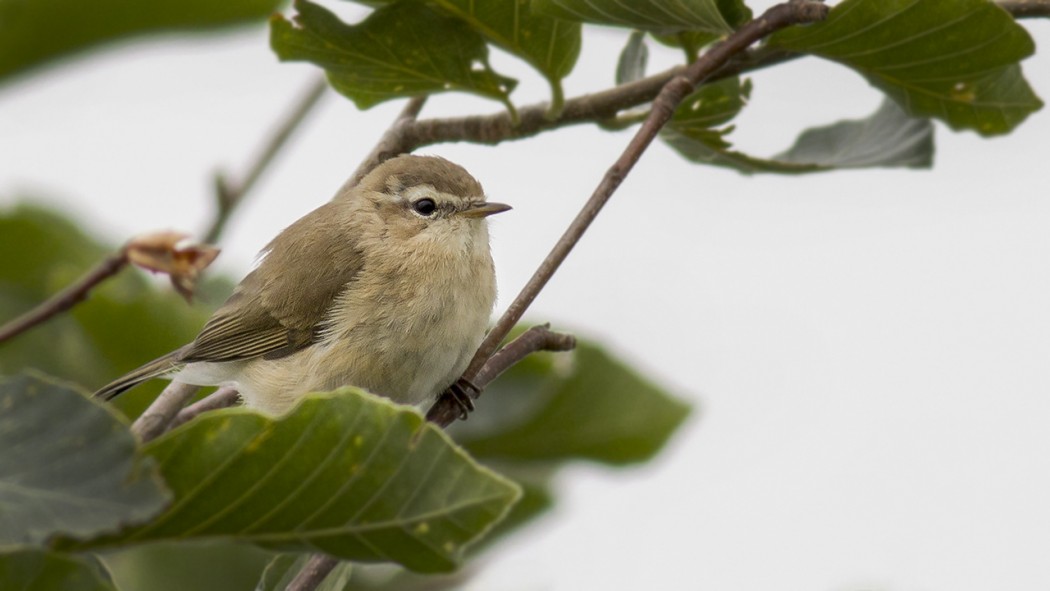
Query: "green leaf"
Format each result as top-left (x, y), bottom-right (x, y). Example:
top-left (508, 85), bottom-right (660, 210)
top-left (0, 0), bottom-right (283, 83)
top-left (256, 554), bottom-right (352, 591)
top-left (661, 80), bottom-right (934, 174)
top-left (0, 204), bottom-right (225, 420)
top-left (455, 342), bottom-right (691, 465)
top-left (0, 549), bottom-right (116, 591)
top-left (774, 98), bottom-right (934, 169)
top-left (0, 373), bottom-right (170, 548)
top-left (616, 31), bottom-right (649, 85)
top-left (532, 0), bottom-right (747, 34)
top-left (767, 0), bottom-right (1043, 136)
top-left (69, 391), bottom-right (521, 574)
top-left (430, 0), bottom-right (581, 112)
top-left (271, 0), bottom-right (517, 111)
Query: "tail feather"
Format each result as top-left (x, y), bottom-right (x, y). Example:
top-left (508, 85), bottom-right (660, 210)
top-left (94, 349), bottom-right (186, 401)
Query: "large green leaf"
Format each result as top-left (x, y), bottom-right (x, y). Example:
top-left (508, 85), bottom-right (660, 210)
top-left (767, 0), bottom-right (1043, 136)
top-left (454, 342), bottom-right (690, 464)
top-left (532, 0), bottom-right (748, 34)
top-left (271, 0), bottom-right (517, 110)
top-left (0, 549), bottom-right (116, 591)
top-left (0, 373), bottom-right (169, 548)
top-left (0, 204), bottom-right (226, 420)
top-left (69, 391), bottom-right (521, 574)
top-left (0, 0), bottom-right (283, 83)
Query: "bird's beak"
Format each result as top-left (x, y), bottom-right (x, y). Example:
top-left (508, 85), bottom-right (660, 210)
top-left (461, 201), bottom-right (512, 218)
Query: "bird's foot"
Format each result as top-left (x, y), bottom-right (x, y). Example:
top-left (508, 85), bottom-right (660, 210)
top-left (447, 378), bottom-right (479, 420)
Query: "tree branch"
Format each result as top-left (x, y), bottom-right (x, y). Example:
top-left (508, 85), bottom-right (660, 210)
top-left (0, 252), bottom-right (128, 344)
top-left (426, 325), bottom-right (576, 427)
top-left (455, 0), bottom-right (828, 390)
top-left (285, 555), bottom-right (339, 591)
top-left (203, 76), bottom-right (328, 243)
top-left (997, 0), bottom-right (1050, 17)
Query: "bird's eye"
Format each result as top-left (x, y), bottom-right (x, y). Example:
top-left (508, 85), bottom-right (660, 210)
top-left (413, 198), bottom-right (437, 216)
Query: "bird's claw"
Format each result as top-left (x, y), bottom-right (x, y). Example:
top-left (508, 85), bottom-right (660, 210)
top-left (447, 378), bottom-right (479, 420)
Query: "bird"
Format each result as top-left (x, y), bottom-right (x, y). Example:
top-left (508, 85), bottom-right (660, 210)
top-left (94, 154), bottom-right (510, 415)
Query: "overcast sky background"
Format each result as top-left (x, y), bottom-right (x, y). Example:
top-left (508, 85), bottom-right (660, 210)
top-left (2, 3), bottom-right (1049, 590)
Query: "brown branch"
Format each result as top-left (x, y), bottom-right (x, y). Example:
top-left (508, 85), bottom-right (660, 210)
top-left (456, 0), bottom-right (828, 388)
top-left (0, 252), bottom-right (128, 344)
top-left (203, 76), bottom-right (328, 243)
top-left (997, 0), bottom-right (1050, 17)
top-left (285, 555), bottom-right (340, 591)
top-left (131, 381), bottom-right (200, 442)
top-left (426, 325), bottom-right (576, 427)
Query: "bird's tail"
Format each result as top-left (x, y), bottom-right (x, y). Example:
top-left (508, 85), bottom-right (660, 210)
top-left (94, 349), bottom-right (186, 401)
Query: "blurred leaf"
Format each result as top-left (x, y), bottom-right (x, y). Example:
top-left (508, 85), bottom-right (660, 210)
top-left (103, 541), bottom-right (273, 591)
top-left (767, 0), bottom-right (1043, 136)
top-left (0, 0), bottom-right (283, 83)
top-left (68, 391), bottom-right (521, 574)
top-left (0, 204), bottom-right (228, 419)
top-left (0, 549), bottom-right (115, 591)
top-left (533, 0), bottom-right (746, 34)
top-left (271, 0), bottom-right (517, 111)
top-left (456, 342), bottom-right (690, 465)
top-left (774, 98), bottom-right (933, 169)
top-left (124, 231), bottom-right (220, 302)
top-left (616, 31), bottom-right (649, 85)
top-left (256, 554), bottom-right (352, 591)
top-left (0, 373), bottom-right (169, 548)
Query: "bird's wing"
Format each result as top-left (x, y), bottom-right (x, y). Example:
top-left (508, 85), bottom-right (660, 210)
top-left (179, 202), bottom-right (364, 364)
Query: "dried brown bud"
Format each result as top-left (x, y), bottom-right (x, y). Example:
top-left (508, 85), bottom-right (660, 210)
top-left (124, 232), bottom-right (220, 301)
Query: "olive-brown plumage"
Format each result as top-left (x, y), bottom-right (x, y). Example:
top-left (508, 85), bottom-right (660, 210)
top-left (95, 155), bottom-right (509, 414)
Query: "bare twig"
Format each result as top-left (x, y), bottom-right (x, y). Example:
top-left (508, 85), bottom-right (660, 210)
top-left (203, 76), bottom-right (328, 243)
top-left (457, 0), bottom-right (829, 388)
top-left (286, 555), bottom-right (340, 591)
top-left (997, 0), bottom-right (1050, 17)
top-left (426, 325), bottom-right (576, 427)
top-left (0, 252), bottom-right (128, 344)
top-left (169, 386), bottom-right (240, 430)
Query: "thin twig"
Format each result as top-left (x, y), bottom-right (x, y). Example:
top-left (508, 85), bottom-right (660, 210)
top-left (456, 0), bottom-right (829, 388)
top-left (131, 382), bottom-right (200, 442)
top-left (169, 386), bottom-right (240, 430)
top-left (0, 252), bottom-right (128, 344)
top-left (997, 0), bottom-right (1050, 17)
top-left (286, 555), bottom-right (339, 591)
top-left (426, 325), bottom-right (576, 428)
top-left (203, 76), bottom-right (328, 243)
